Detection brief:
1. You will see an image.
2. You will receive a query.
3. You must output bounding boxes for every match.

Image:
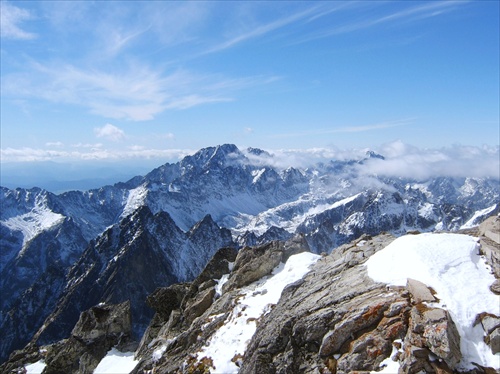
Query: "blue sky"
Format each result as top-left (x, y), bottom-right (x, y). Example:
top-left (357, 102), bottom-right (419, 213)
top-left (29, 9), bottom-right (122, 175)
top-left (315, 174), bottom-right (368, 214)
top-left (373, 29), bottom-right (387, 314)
top-left (0, 1), bottom-right (499, 188)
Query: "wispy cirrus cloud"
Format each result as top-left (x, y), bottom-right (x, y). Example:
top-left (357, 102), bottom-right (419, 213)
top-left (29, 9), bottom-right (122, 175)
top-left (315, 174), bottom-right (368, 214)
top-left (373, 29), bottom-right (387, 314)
top-left (45, 141), bottom-right (64, 147)
top-left (0, 1), bottom-right (37, 40)
top-left (270, 118), bottom-right (414, 139)
top-left (295, 1), bottom-right (466, 43)
top-left (202, 4), bottom-right (324, 54)
top-left (3, 61), bottom-right (277, 121)
top-left (0, 1), bottom-right (37, 39)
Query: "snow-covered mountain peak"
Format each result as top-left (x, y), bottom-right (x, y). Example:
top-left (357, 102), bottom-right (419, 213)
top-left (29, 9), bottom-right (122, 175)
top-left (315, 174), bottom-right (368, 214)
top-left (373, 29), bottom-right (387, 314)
top-left (365, 150), bottom-right (385, 160)
top-left (180, 143), bottom-right (245, 171)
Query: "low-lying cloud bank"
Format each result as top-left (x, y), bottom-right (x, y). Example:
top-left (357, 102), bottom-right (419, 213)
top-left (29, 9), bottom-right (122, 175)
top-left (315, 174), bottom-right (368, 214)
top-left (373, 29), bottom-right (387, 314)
top-left (361, 141), bottom-right (500, 180)
top-left (1, 141), bottom-right (499, 189)
top-left (251, 141), bottom-right (499, 180)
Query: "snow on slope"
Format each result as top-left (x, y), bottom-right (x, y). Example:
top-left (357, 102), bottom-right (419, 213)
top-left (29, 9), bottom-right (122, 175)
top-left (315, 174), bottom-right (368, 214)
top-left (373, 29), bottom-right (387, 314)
top-left (197, 252), bottom-right (321, 373)
top-left (93, 348), bottom-right (138, 374)
top-left (230, 192), bottom-right (361, 237)
top-left (365, 233), bottom-right (499, 370)
top-left (24, 360), bottom-right (46, 374)
top-left (121, 184), bottom-right (148, 219)
top-left (2, 194), bottom-right (64, 251)
top-left (460, 204), bottom-right (497, 229)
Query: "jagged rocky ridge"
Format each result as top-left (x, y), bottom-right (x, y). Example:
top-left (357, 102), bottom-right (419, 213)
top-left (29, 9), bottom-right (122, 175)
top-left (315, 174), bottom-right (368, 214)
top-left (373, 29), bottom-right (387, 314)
top-left (2, 215), bottom-right (499, 373)
top-left (1, 144), bottom-right (499, 363)
top-left (0, 205), bottom-right (233, 363)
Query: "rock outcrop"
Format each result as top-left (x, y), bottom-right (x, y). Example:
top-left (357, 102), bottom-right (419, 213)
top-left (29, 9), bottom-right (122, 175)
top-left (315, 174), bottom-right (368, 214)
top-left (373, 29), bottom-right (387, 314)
top-left (1, 301), bottom-right (134, 374)
top-left (476, 215), bottom-right (500, 356)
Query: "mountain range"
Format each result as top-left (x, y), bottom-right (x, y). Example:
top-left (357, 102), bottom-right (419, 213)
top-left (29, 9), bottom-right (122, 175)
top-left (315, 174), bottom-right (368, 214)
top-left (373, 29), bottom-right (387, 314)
top-left (0, 143), bottom-right (498, 364)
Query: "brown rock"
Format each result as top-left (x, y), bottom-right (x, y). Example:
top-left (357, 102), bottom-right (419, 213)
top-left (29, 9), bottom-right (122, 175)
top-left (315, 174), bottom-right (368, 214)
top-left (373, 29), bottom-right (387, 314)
top-left (489, 328), bottom-right (500, 355)
top-left (489, 279), bottom-right (500, 295)
top-left (406, 278), bottom-right (436, 304)
top-left (185, 287), bottom-right (216, 323)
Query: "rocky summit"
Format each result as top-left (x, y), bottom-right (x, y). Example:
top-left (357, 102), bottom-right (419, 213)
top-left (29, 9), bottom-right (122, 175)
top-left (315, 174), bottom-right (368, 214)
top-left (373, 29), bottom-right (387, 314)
top-left (3, 215), bottom-right (499, 373)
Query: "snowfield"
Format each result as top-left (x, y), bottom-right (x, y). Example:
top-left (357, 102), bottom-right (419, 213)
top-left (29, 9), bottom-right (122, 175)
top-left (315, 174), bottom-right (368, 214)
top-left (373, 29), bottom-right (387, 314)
top-left (366, 233), bottom-right (499, 370)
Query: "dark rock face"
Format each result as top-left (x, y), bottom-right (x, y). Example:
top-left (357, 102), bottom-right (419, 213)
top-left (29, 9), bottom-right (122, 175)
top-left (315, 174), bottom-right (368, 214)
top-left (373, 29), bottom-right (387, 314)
top-left (1, 301), bottom-right (134, 374)
top-left (30, 206), bottom-right (234, 350)
top-left (0, 217), bottom-right (88, 363)
top-left (223, 235), bottom-right (309, 293)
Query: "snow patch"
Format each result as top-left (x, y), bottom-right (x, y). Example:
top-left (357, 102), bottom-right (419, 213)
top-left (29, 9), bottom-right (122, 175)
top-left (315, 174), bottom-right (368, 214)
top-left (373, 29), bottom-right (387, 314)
top-left (197, 251), bottom-right (321, 373)
top-left (121, 185), bottom-right (148, 218)
top-left (25, 360), bottom-right (46, 374)
top-left (251, 168), bottom-right (266, 184)
top-left (418, 202), bottom-right (435, 219)
top-left (93, 348), bottom-right (138, 374)
top-left (365, 233), bottom-right (499, 370)
top-left (152, 345), bottom-right (167, 362)
top-left (215, 273), bottom-right (230, 297)
top-left (3, 195), bottom-right (65, 251)
top-left (371, 339), bottom-right (402, 373)
top-left (460, 204), bottom-right (497, 229)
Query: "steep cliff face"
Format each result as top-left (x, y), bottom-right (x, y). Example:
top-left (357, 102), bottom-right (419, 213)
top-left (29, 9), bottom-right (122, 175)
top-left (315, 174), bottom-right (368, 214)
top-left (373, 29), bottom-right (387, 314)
top-left (0, 205), bottom-right (234, 363)
top-left (32, 206), bottom-right (234, 346)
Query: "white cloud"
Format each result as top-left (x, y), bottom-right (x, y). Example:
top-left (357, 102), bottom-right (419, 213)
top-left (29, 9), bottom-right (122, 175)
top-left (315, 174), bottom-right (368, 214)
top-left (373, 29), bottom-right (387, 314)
top-left (203, 5), bottom-right (323, 54)
top-left (0, 2), bottom-right (37, 40)
top-left (72, 143), bottom-right (103, 149)
top-left (2, 62), bottom-right (277, 121)
top-left (0, 146), bottom-right (194, 163)
top-left (243, 147), bottom-right (366, 170)
top-left (1, 142), bottom-right (498, 180)
top-left (359, 141), bottom-right (500, 180)
top-left (163, 94), bottom-right (233, 111)
top-left (94, 124), bottom-right (125, 142)
top-left (1, 147), bottom-right (67, 162)
top-left (45, 141), bottom-right (64, 147)
top-left (128, 145), bottom-right (144, 151)
top-left (241, 142), bottom-right (500, 180)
